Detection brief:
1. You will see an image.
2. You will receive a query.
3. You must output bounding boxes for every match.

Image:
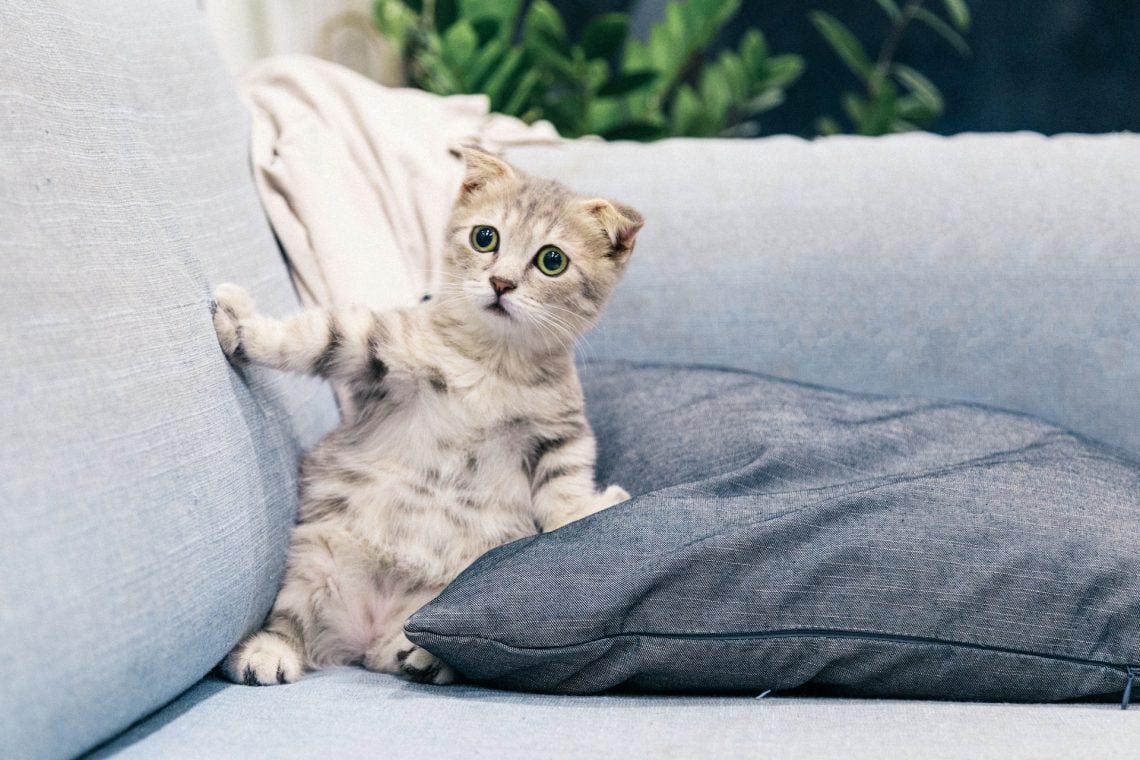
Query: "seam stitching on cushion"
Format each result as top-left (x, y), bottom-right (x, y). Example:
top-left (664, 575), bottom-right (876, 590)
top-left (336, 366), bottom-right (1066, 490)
top-left (407, 626), bottom-right (1137, 673)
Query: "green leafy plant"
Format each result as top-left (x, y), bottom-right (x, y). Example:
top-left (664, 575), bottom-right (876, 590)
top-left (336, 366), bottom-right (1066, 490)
top-left (812, 0), bottom-right (971, 135)
top-left (373, 0), bottom-right (804, 140)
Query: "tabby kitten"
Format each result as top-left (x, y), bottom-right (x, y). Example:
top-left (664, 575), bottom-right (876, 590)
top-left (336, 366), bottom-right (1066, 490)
top-left (213, 148), bottom-right (643, 685)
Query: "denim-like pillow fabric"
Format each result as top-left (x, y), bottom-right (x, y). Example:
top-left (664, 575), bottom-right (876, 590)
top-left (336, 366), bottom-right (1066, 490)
top-left (406, 362), bottom-right (1140, 701)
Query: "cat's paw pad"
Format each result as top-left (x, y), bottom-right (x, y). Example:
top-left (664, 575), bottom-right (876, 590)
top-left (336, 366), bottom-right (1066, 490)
top-left (396, 645), bottom-right (455, 685)
top-left (601, 484), bottom-right (630, 507)
top-left (211, 283), bottom-right (254, 361)
top-left (224, 633), bottom-right (302, 686)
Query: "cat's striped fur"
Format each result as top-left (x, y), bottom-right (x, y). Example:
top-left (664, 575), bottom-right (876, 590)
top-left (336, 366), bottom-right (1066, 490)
top-left (214, 148), bottom-right (643, 686)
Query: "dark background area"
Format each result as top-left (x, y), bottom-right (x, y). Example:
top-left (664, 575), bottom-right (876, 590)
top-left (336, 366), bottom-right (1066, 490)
top-left (555, 0), bottom-right (1140, 136)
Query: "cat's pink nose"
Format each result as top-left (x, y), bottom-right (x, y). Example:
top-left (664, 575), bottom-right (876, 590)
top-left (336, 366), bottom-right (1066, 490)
top-left (490, 276), bottom-right (517, 296)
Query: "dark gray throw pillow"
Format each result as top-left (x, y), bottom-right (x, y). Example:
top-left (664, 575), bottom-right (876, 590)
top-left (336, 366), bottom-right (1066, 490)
top-left (406, 362), bottom-right (1140, 702)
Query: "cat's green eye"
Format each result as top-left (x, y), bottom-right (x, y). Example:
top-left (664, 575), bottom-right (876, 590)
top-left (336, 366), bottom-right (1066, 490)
top-left (535, 246), bottom-right (568, 276)
top-left (470, 225), bottom-right (499, 252)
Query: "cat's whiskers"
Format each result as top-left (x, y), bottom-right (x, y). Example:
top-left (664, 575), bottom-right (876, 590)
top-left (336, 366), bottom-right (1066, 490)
top-left (424, 268), bottom-right (468, 284)
top-left (513, 302), bottom-right (575, 351)
top-left (532, 302), bottom-right (600, 363)
top-left (528, 317), bottom-right (575, 353)
top-left (513, 294), bottom-right (597, 361)
top-left (531, 312), bottom-right (583, 356)
top-left (422, 269), bottom-right (473, 303)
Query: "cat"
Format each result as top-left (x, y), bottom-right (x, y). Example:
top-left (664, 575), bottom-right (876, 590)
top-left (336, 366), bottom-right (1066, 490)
top-left (212, 147), bottom-right (643, 686)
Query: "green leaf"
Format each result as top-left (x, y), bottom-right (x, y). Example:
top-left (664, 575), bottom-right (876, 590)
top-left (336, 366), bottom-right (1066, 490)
top-left (698, 66), bottom-right (732, 126)
top-left (941, 0), bottom-right (971, 31)
top-left (373, 0), bottom-right (419, 48)
top-left (896, 95), bottom-right (937, 124)
top-left (810, 11), bottom-right (873, 81)
top-left (412, 47), bottom-right (462, 94)
top-left (739, 29), bottom-right (769, 76)
top-left (816, 115), bottom-right (843, 136)
top-left (585, 57), bottom-right (609, 90)
top-left (872, 0), bottom-right (902, 22)
top-left (841, 92), bottom-right (867, 126)
top-left (599, 120), bottom-right (667, 142)
top-left (718, 52), bottom-right (750, 103)
top-left (524, 0), bottom-right (567, 46)
top-left (720, 120), bottom-right (761, 138)
top-left (890, 118), bottom-right (921, 133)
top-left (892, 64), bottom-right (943, 113)
top-left (862, 83), bottom-right (898, 135)
top-left (466, 38), bottom-right (509, 89)
top-left (584, 98), bottom-right (623, 135)
top-left (702, 0), bottom-right (742, 31)
top-left (581, 14), bottom-right (628, 60)
top-left (460, 0), bottom-right (521, 26)
top-left (528, 39), bottom-right (577, 80)
top-left (744, 88), bottom-right (785, 114)
top-left (761, 54), bottom-right (805, 89)
top-left (670, 83), bottom-right (704, 136)
top-left (914, 8), bottom-right (972, 56)
top-left (482, 47), bottom-right (525, 110)
top-left (502, 68), bottom-right (540, 117)
top-left (649, 4), bottom-right (686, 73)
top-left (641, 0), bottom-right (741, 99)
top-left (440, 20), bottom-right (478, 72)
top-left (622, 38), bottom-right (649, 71)
top-left (663, 2), bottom-right (686, 47)
top-left (597, 69), bottom-right (657, 97)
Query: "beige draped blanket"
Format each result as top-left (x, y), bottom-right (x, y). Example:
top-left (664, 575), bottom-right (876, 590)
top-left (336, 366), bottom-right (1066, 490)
top-left (242, 55), bottom-right (560, 312)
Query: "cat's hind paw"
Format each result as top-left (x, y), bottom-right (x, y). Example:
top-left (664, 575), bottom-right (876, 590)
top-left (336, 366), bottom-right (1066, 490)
top-left (600, 484), bottom-right (630, 508)
top-left (223, 631), bottom-right (303, 686)
top-left (396, 645), bottom-right (456, 685)
top-left (211, 282), bottom-right (255, 361)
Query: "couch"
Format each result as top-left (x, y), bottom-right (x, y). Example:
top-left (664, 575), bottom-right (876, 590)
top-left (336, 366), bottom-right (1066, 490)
top-left (2, 3), bottom-right (1138, 759)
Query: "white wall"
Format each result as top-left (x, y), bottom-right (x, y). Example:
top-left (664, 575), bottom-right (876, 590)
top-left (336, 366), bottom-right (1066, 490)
top-left (202, 0), bottom-right (402, 84)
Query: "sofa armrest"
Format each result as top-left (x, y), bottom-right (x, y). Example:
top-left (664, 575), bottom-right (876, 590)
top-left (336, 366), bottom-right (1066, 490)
top-left (507, 133), bottom-right (1140, 458)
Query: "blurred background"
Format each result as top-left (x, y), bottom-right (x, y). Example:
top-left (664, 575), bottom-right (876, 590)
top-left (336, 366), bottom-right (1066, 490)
top-left (204, 0), bottom-right (1140, 138)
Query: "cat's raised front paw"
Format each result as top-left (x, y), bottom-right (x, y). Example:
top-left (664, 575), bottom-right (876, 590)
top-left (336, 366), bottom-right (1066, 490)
top-left (211, 282), bottom-right (255, 361)
top-left (223, 632), bottom-right (303, 686)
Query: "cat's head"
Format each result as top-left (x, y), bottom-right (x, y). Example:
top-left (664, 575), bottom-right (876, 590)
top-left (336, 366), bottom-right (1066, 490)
top-left (440, 147), bottom-right (643, 352)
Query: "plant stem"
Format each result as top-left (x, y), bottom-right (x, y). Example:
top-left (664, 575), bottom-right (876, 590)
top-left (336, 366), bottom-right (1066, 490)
top-left (870, 0), bottom-right (923, 95)
top-left (659, 49), bottom-right (706, 108)
top-left (512, 0), bottom-right (534, 45)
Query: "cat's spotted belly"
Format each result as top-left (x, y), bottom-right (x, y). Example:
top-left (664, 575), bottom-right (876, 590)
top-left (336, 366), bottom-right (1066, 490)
top-left (283, 465), bottom-right (537, 672)
top-left (219, 145), bottom-right (638, 687)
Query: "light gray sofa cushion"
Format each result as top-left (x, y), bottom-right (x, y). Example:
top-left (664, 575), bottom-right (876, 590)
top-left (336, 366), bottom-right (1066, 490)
top-left (0, 3), bottom-right (338, 758)
top-left (506, 134), bottom-right (1140, 460)
top-left (91, 669), bottom-right (1140, 760)
top-left (408, 362), bottom-right (1139, 700)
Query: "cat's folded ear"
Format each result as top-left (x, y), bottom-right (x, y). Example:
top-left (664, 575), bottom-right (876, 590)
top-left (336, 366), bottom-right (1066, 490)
top-left (454, 145), bottom-right (516, 199)
top-left (584, 199), bottom-right (644, 258)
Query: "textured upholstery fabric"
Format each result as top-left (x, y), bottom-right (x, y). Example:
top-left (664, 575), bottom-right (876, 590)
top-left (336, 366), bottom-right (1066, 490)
top-left (91, 669), bottom-right (1140, 760)
top-left (506, 135), bottom-right (1140, 460)
top-left (0, 3), bottom-right (338, 758)
top-left (6, 1), bottom-right (1140, 756)
top-left (408, 362), bottom-right (1140, 700)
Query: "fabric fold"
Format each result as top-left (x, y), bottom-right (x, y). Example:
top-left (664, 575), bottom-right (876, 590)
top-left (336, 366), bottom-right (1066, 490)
top-left (243, 55), bottom-right (561, 312)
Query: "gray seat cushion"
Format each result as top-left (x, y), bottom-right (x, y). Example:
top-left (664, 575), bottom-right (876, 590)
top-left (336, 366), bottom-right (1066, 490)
top-left (0, 3), bottom-right (338, 758)
top-left (91, 669), bottom-right (1140, 760)
top-left (407, 362), bottom-right (1139, 701)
